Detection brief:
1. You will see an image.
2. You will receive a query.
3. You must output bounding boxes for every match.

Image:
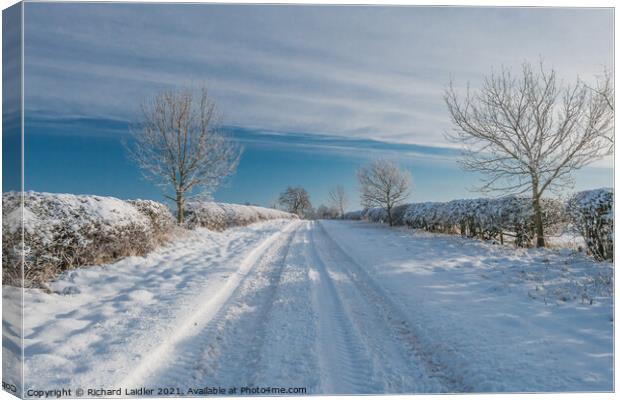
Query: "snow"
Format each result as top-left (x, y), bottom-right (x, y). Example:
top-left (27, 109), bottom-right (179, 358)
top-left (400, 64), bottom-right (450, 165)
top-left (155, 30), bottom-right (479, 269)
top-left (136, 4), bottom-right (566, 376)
top-left (2, 192), bottom-right (297, 288)
top-left (570, 187), bottom-right (614, 212)
top-left (19, 191), bottom-right (151, 235)
top-left (2, 192), bottom-right (167, 288)
top-left (320, 221), bottom-right (612, 392)
top-left (546, 230), bottom-right (586, 250)
top-left (8, 219), bottom-right (296, 393)
top-left (185, 201), bottom-right (297, 230)
top-left (349, 196), bottom-right (568, 246)
top-left (349, 190), bottom-right (614, 254)
top-left (3, 192), bottom-right (296, 248)
top-left (567, 188), bottom-right (614, 260)
top-left (4, 219), bottom-right (612, 394)
top-left (5, 207), bottom-right (38, 235)
top-left (2, 191), bottom-right (152, 248)
top-left (402, 196), bottom-right (566, 236)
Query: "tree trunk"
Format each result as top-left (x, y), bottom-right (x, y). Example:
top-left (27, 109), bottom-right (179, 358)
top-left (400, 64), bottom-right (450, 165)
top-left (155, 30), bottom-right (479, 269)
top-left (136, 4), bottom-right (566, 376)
top-left (387, 205), bottom-right (393, 227)
top-left (532, 191), bottom-right (545, 248)
top-left (176, 190), bottom-right (184, 224)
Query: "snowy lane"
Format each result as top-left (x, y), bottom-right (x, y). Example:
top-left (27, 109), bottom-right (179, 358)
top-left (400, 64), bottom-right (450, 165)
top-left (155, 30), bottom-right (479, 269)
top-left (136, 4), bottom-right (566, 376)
top-left (136, 220), bottom-right (448, 393)
top-left (15, 219), bottom-right (613, 395)
top-left (309, 223), bottom-right (445, 393)
top-left (308, 224), bottom-right (379, 394)
top-left (18, 220), bottom-right (299, 393)
top-left (137, 221), bottom-right (455, 394)
top-left (318, 220), bottom-right (613, 392)
top-left (120, 220), bottom-right (303, 389)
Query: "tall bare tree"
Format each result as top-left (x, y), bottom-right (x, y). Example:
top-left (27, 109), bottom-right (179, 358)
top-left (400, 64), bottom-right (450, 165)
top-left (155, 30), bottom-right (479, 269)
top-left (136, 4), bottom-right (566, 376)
top-left (278, 186), bottom-right (312, 217)
top-left (445, 62), bottom-right (613, 247)
top-left (591, 68), bottom-right (614, 112)
top-left (328, 185), bottom-right (348, 218)
top-left (588, 68), bottom-right (614, 151)
top-left (357, 160), bottom-right (412, 226)
top-left (127, 87), bottom-right (241, 224)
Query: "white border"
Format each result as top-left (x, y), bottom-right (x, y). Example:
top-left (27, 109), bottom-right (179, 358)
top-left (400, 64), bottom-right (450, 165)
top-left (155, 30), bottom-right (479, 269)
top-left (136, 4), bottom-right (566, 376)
top-left (0, 2), bottom-right (615, 400)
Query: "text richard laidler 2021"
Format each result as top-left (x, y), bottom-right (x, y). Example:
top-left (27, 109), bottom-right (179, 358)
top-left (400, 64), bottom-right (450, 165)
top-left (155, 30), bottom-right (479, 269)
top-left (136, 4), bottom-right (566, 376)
top-left (24, 386), bottom-right (309, 397)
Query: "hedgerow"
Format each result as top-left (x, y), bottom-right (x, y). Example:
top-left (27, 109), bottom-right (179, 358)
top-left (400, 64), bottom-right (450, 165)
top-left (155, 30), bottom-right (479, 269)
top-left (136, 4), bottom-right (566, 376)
top-left (184, 201), bottom-right (297, 231)
top-left (2, 192), bottom-right (296, 289)
top-left (567, 188), bottom-right (613, 260)
top-left (348, 195), bottom-right (568, 248)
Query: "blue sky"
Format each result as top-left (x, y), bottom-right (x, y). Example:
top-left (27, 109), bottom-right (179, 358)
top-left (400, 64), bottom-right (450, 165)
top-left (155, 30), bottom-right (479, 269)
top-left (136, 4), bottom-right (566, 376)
top-left (18, 4), bottom-right (614, 210)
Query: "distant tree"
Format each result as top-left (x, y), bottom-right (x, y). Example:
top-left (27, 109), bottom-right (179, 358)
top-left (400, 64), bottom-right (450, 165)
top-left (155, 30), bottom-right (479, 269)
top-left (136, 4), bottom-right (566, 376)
top-left (126, 86), bottom-right (242, 224)
top-left (445, 61), bottom-right (614, 247)
top-left (315, 205), bottom-right (327, 220)
top-left (278, 186), bottom-right (312, 217)
top-left (316, 204), bottom-right (340, 220)
top-left (328, 185), bottom-right (348, 218)
top-left (357, 160), bottom-right (412, 226)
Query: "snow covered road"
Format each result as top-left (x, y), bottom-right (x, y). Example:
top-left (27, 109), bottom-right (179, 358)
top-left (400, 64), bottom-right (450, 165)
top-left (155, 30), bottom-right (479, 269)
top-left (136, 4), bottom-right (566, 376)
top-left (8, 219), bottom-right (613, 395)
top-left (119, 220), bottom-right (443, 394)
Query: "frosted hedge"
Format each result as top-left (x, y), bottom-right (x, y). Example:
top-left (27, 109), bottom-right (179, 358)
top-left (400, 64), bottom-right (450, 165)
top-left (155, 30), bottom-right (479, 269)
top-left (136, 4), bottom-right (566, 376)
top-left (568, 188), bottom-right (613, 260)
top-left (402, 196), bottom-right (567, 247)
top-left (349, 196), bottom-right (566, 248)
top-left (347, 190), bottom-right (613, 256)
top-left (2, 192), bottom-right (175, 288)
top-left (184, 201), bottom-right (297, 231)
top-left (2, 192), bottom-right (297, 288)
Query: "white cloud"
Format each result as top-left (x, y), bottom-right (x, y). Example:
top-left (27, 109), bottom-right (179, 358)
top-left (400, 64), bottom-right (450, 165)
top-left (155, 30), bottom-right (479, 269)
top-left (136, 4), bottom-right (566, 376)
top-left (24, 4), bottom-right (613, 148)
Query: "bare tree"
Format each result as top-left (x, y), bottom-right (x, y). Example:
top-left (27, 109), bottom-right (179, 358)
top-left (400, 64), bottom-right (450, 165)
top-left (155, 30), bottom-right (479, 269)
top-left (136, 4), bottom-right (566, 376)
top-left (127, 87), bottom-right (241, 224)
top-left (357, 160), bottom-right (412, 226)
top-left (319, 204), bottom-right (340, 219)
top-left (591, 68), bottom-right (614, 112)
top-left (445, 61), bottom-right (613, 247)
top-left (588, 68), bottom-right (614, 151)
top-left (278, 186), bottom-right (312, 217)
top-left (328, 185), bottom-right (348, 218)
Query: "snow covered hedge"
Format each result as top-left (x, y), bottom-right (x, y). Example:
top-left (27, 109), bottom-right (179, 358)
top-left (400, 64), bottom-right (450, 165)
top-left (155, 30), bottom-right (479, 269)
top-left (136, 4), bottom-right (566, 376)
top-left (364, 207), bottom-right (388, 224)
top-left (2, 192), bottom-right (176, 288)
top-left (361, 204), bottom-right (410, 226)
top-left (343, 210), bottom-right (365, 220)
top-left (127, 199), bottom-right (176, 236)
top-left (184, 201), bottom-right (298, 231)
top-left (346, 196), bottom-right (567, 248)
top-left (402, 196), bottom-right (566, 247)
top-left (2, 192), bottom-right (297, 288)
top-left (568, 188), bottom-right (614, 260)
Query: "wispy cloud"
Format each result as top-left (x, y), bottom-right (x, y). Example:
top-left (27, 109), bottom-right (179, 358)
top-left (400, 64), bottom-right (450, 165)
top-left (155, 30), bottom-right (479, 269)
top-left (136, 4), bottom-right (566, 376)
top-left (24, 4), bottom-right (613, 148)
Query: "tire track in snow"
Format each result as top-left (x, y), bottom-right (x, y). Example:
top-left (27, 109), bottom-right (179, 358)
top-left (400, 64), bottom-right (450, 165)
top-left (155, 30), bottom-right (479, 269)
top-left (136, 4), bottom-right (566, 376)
top-left (249, 222), bottom-right (320, 390)
top-left (307, 222), bottom-right (379, 394)
top-left (313, 221), bottom-right (456, 393)
top-left (135, 220), bottom-right (303, 388)
top-left (118, 220), bottom-right (301, 389)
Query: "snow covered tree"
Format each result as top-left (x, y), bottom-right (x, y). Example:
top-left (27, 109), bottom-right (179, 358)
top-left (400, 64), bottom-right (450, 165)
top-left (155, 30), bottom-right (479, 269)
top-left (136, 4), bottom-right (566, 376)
top-left (445, 61), bottom-right (613, 247)
top-left (278, 186), bottom-right (312, 217)
top-left (328, 185), bottom-right (348, 218)
top-left (127, 87), bottom-right (242, 224)
top-left (357, 160), bottom-right (411, 226)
